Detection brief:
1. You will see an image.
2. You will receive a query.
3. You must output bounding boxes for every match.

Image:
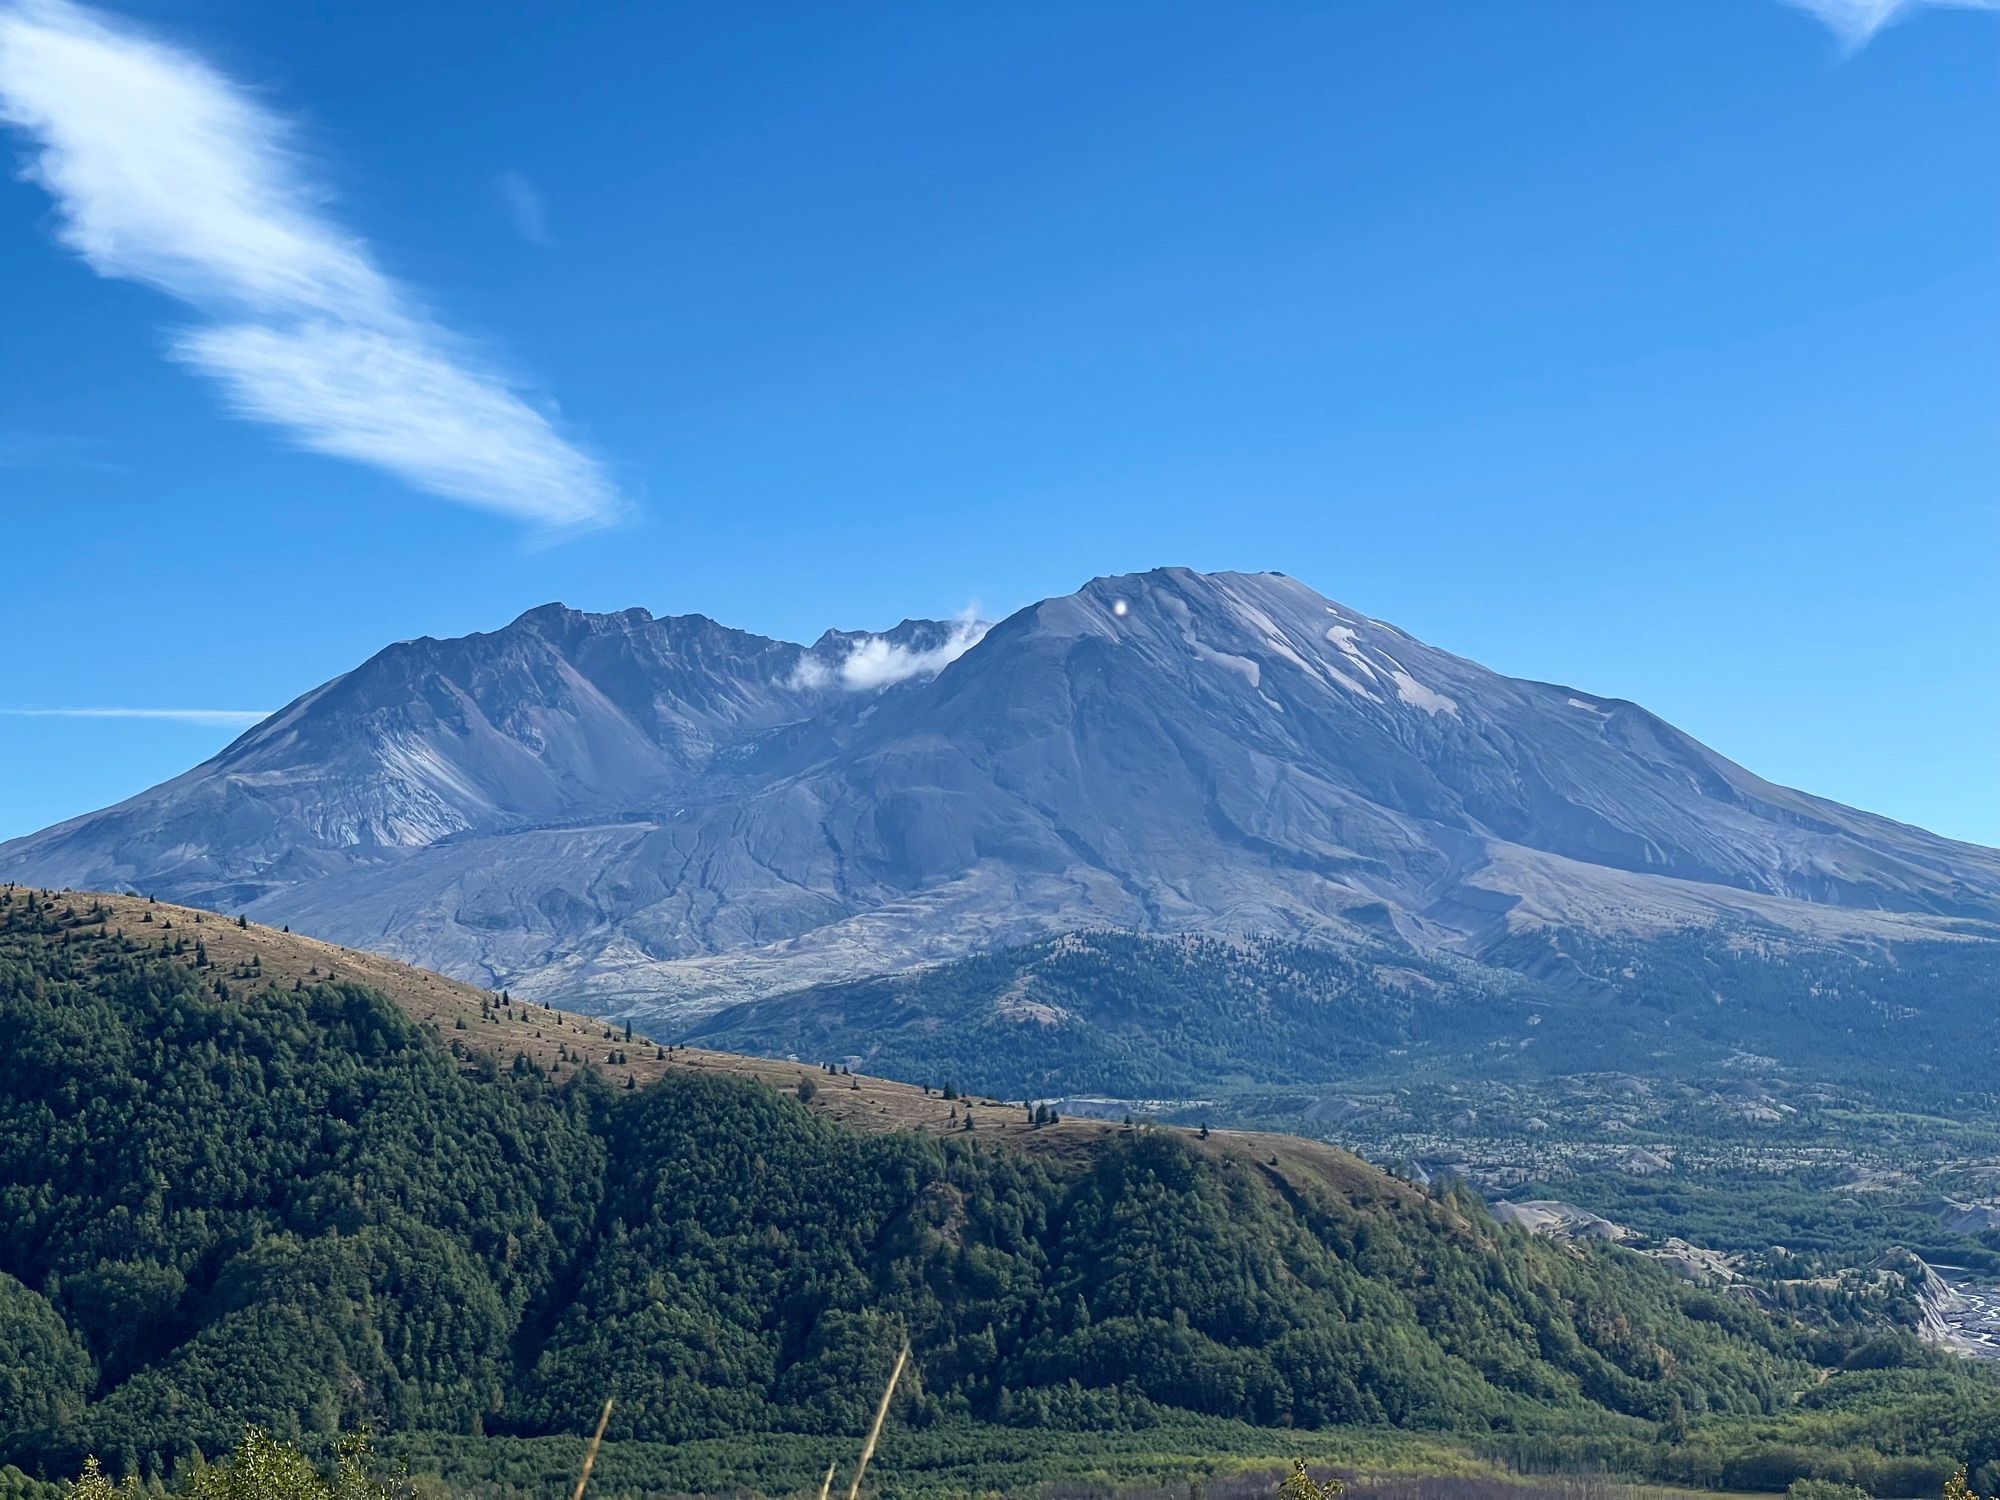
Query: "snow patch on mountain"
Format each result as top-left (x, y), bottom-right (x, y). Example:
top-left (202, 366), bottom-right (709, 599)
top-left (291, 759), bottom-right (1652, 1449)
top-left (1387, 666), bottom-right (1459, 717)
top-left (1189, 637), bottom-right (1261, 687)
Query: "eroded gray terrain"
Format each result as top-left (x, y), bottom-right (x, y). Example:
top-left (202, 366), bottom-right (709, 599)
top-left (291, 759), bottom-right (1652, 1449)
top-left (6, 567), bottom-right (1995, 1015)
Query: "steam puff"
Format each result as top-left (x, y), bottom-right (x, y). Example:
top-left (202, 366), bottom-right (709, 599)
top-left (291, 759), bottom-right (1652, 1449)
top-left (796, 612), bottom-right (988, 692)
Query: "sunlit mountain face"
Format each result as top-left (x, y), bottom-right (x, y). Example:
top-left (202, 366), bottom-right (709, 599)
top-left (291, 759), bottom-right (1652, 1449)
top-left (5, 568), bottom-right (1995, 1017)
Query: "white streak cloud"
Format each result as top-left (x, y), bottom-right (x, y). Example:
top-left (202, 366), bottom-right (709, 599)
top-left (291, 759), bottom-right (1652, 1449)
top-left (1777, 0), bottom-right (2000, 48)
top-left (0, 429), bottom-right (121, 470)
top-left (0, 0), bottom-right (620, 532)
top-left (2, 706), bottom-right (271, 725)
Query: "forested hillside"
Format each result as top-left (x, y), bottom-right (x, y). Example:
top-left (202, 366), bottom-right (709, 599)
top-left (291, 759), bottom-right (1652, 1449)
top-left (684, 926), bottom-right (2000, 1101)
top-left (2, 889), bottom-right (1995, 1498)
top-left (682, 932), bottom-right (1544, 1097)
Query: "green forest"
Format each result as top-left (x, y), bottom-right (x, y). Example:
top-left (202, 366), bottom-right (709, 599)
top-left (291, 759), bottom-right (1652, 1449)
top-left (684, 932), bottom-right (1550, 1098)
top-left (684, 928), bottom-right (2000, 1102)
top-left (3, 892), bottom-right (1998, 1499)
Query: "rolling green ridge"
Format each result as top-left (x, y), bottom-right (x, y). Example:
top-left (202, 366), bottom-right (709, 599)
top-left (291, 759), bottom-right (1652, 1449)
top-left (685, 927), bottom-right (2000, 1276)
top-left (3, 891), bottom-right (1999, 1499)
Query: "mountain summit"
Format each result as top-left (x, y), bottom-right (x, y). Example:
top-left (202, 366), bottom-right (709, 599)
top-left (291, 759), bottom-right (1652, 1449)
top-left (5, 568), bottom-right (1994, 1012)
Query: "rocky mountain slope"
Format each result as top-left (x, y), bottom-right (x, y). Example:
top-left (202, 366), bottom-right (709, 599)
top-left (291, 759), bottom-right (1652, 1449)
top-left (4, 568), bottom-right (1995, 1016)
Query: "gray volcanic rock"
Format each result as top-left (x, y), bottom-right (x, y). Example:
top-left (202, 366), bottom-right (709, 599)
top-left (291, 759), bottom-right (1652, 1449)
top-left (1490, 1201), bottom-right (1632, 1243)
top-left (4, 567), bottom-right (1996, 1014)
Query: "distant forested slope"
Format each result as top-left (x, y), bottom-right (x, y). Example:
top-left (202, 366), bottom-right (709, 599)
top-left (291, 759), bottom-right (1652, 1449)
top-left (683, 926), bottom-right (2000, 1099)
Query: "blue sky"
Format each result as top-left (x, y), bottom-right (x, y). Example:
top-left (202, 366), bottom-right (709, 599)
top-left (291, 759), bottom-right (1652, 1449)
top-left (0, 0), bottom-right (1993, 846)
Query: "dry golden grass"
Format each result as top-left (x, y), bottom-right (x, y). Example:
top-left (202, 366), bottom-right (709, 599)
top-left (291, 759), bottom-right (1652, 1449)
top-left (20, 887), bottom-right (1407, 1193)
top-left (841, 1344), bottom-right (907, 1500)
top-left (568, 1399), bottom-right (612, 1500)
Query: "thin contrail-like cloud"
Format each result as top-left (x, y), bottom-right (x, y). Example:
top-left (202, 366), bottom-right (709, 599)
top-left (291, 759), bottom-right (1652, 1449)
top-left (0, 0), bottom-right (622, 533)
top-left (1777, 0), bottom-right (2000, 49)
top-left (0, 429), bottom-right (123, 471)
top-left (1, 706), bottom-right (271, 726)
top-left (498, 170), bottom-right (551, 247)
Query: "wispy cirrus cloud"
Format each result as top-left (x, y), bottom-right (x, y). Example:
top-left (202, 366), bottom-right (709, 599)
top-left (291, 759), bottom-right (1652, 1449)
top-left (1, 706), bottom-right (271, 726)
top-left (1777, 0), bottom-right (2000, 49)
top-left (0, 429), bottom-right (123, 471)
top-left (498, 170), bottom-right (550, 247)
top-left (0, 0), bottom-right (621, 533)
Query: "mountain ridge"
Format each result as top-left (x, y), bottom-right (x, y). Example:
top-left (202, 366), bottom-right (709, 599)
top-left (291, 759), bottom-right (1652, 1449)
top-left (4, 567), bottom-right (1994, 1015)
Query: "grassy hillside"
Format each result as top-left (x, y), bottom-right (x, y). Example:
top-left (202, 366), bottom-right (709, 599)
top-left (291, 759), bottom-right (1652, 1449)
top-left (8, 889), bottom-right (1129, 1147)
top-left (2, 887), bottom-right (1996, 1499)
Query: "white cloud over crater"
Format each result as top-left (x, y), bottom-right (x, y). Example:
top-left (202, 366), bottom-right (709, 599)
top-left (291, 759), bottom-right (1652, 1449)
top-left (795, 611), bottom-right (989, 692)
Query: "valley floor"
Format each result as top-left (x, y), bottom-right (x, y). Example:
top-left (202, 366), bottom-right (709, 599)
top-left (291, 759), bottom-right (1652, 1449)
top-left (1929, 1268), bottom-right (2000, 1361)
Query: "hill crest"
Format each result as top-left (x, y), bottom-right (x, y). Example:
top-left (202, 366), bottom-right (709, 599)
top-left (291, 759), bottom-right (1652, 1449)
top-left (0, 884), bottom-right (1405, 1195)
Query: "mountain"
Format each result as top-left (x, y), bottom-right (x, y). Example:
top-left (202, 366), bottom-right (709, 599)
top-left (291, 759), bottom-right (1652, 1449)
top-left (3, 889), bottom-right (1975, 1493)
top-left (3, 568), bottom-right (1995, 1018)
